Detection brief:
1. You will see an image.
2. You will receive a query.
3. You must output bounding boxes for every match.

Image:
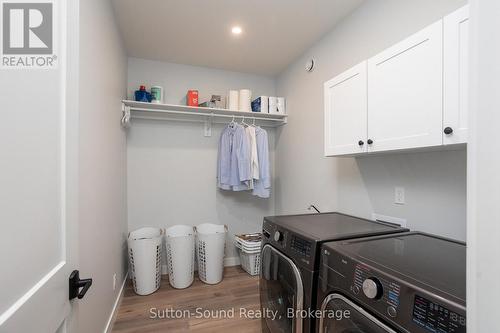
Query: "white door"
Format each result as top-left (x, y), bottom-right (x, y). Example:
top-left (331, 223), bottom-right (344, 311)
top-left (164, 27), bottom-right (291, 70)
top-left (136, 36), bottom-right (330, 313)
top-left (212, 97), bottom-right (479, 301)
top-left (444, 5), bottom-right (469, 145)
top-left (324, 61), bottom-right (368, 156)
top-left (0, 1), bottom-right (81, 332)
top-left (367, 20), bottom-right (443, 152)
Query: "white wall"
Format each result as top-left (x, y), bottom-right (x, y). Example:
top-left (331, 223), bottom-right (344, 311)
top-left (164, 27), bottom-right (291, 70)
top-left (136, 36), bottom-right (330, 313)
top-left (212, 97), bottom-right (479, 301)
top-left (127, 58), bottom-right (276, 264)
top-left (275, 0), bottom-right (468, 241)
top-left (467, 0), bottom-right (500, 330)
top-left (78, 0), bottom-right (128, 332)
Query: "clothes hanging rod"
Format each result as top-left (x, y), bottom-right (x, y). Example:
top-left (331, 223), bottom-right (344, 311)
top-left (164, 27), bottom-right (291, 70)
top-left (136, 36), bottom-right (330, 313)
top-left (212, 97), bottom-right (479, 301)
top-left (130, 116), bottom-right (283, 129)
top-left (128, 106), bottom-right (285, 122)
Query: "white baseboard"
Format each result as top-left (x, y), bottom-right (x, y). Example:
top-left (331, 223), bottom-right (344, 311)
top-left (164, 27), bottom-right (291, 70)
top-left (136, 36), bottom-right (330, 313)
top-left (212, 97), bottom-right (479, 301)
top-left (160, 256), bottom-right (241, 276)
top-left (224, 256), bottom-right (240, 267)
top-left (103, 272), bottom-right (128, 333)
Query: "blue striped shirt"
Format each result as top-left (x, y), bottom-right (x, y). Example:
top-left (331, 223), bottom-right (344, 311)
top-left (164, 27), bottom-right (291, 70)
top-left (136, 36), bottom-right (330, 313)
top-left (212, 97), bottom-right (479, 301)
top-left (217, 123), bottom-right (251, 191)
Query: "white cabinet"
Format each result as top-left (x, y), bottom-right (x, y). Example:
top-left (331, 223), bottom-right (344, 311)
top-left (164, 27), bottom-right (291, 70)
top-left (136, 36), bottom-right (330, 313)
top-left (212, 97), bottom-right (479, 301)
top-left (323, 6), bottom-right (469, 157)
top-left (444, 5), bottom-right (469, 145)
top-left (324, 62), bottom-right (367, 156)
top-left (367, 20), bottom-right (443, 152)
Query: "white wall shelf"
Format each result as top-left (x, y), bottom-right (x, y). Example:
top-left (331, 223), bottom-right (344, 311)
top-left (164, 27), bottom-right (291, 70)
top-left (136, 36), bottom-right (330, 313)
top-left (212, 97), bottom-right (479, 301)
top-left (121, 100), bottom-right (287, 136)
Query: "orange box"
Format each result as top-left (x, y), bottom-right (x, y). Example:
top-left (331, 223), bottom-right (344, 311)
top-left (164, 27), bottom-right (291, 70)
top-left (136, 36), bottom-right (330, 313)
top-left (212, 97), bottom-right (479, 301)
top-left (187, 90), bottom-right (199, 106)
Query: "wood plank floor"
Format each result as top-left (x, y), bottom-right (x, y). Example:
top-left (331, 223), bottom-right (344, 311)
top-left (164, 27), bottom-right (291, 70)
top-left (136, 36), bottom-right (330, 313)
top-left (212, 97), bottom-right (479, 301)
top-left (112, 266), bottom-right (262, 333)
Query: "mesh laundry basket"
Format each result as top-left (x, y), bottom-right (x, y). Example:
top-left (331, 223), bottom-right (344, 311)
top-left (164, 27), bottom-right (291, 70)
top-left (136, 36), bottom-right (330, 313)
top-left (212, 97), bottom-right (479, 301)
top-left (235, 233), bottom-right (262, 276)
top-left (165, 225), bottom-right (195, 289)
top-left (238, 251), bottom-right (261, 276)
top-left (128, 227), bottom-right (164, 295)
top-left (196, 223), bottom-right (227, 284)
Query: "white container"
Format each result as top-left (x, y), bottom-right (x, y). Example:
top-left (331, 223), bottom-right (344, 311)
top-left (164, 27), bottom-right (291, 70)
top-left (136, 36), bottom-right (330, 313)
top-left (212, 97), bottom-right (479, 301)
top-left (151, 86), bottom-right (164, 104)
top-left (196, 223), bottom-right (227, 284)
top-left (268, 96), bottom-right (278, 114)
top-left (165, 225), bottom-right (195, 289)
top-left (238, 89), bottom-right (252, 112)
top-left (277, 97), bottom-right (286, 114)
top-left (228, 90), bottom-right (239, 111)
top-left (238, 250), bottom-right (261, 276)
top-left (128, 227), bottom-right (164, 295)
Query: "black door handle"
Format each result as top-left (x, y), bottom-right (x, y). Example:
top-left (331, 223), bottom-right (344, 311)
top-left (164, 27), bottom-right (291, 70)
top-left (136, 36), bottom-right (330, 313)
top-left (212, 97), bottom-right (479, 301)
top-left (367, 139), bottom-right (373, 145)
top-left (444, 127), bottom-right (453, 135)
top-left (358, 140), bottom-right (364, 146)
top-left (69, 270), bottom-right (93, 300)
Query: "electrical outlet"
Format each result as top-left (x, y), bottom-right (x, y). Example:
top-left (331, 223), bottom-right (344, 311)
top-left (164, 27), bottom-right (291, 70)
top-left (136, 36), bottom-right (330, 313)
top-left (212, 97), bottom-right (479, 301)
top-left (113, 273), bottom-right (117, 291)
top-left (394, 187), bottom-right (405, 205)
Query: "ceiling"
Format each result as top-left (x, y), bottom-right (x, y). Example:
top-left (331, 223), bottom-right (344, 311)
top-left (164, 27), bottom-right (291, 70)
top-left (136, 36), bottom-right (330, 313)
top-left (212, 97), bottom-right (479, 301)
top-left (112, 0), bottom-right (364, 76)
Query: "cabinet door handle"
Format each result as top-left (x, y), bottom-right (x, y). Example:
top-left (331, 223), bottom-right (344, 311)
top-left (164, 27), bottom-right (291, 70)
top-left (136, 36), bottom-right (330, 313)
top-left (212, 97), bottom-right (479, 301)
top-left (444, 127), bottom-right (453, 135)
top-left (367, 139), bottom-right (373, 145)
top-left (358, 140), bottom-right (364, 146)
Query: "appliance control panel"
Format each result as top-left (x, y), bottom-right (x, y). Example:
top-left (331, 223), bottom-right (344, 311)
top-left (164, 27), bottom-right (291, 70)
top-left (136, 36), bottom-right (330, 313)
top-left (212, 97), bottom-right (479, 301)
top-left (290, 235), bottom-right (312, 257)
top-left (262, 219), bottom-right (316, 270)
top-left (412, 295), bottom-right (466, 333)
top-left (262, 220), bottom-right (287, 248)
top-left (353, 264), bottom-right (401, 316)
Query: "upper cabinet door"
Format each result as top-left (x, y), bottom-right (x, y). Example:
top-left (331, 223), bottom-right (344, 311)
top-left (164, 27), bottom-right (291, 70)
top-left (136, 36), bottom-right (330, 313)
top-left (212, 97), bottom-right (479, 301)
top-left (324, 61), bottom-right (368, 156)
top-left (444, 6), bottom-right (469, 145)
top-left (367, 21), bottom-right (443, 152)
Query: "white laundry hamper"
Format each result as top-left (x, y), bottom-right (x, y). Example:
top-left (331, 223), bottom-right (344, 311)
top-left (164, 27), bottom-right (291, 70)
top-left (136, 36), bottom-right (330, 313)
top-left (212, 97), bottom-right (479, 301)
top-left (165, 225), bottom-right (195, 289)
top-left (196, 223), bottom-right (227, 284)
top-left (128, 227), bottom-right (164, 295)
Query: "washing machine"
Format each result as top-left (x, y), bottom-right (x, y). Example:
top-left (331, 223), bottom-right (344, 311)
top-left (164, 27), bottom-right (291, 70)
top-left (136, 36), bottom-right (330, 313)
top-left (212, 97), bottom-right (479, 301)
top-left (317, 232), bottom-right (466, 333)
top-left (259, 212), bottom-right (409, 333)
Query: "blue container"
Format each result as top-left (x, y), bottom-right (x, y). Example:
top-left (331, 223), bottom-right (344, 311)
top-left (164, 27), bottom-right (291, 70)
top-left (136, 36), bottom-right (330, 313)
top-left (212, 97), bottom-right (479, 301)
top-left (251, 96), bottom-right (268, 112)
top-left (134, 86), bottom-right (152, 102)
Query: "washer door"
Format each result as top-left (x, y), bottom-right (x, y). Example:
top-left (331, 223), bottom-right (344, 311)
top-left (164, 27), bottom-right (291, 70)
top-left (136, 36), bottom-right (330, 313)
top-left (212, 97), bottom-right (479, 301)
top-left (319, 294), bottom-right (398, 333)
top-left (260, 244), bottom-right (304, 333)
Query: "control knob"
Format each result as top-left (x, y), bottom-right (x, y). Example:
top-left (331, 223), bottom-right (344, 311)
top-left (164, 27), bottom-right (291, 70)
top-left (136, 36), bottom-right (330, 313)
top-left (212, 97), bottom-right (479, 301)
top-left (274, 231), bottom-right (283, 242)
top-left (362, 277), bottom-right (383, 300)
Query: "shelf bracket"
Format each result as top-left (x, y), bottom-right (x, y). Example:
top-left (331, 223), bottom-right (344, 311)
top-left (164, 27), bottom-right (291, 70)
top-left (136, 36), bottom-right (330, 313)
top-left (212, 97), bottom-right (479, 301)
top-left (204, 113), bottom-right (213, 137)
top-left (121, 104), bottom-right (131, 128)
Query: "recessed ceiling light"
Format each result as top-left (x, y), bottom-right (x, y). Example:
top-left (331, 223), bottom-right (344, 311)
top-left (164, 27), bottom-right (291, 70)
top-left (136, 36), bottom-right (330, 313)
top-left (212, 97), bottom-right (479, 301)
top-left (231, 26), bottom-right (242, 35)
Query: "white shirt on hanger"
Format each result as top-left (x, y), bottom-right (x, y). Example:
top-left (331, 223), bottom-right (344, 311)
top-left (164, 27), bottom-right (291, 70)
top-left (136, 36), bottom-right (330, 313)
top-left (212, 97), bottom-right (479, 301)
top-left (245, 126), bottom-right (259, 190)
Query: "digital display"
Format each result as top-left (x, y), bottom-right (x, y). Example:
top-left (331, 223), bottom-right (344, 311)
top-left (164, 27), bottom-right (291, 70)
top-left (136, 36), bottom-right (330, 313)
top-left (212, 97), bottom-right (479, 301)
top-left (412, 295), bottom-right (466, 333)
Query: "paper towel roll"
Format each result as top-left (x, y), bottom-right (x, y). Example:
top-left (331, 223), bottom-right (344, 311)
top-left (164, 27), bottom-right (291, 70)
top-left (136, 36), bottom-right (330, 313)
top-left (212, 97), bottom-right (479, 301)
top-left (239, 89), bottom-right (252, 112)
top-left (268, 96), bottom-right (278, 114)
top-left (228, 90), bottom-right (239, 111)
